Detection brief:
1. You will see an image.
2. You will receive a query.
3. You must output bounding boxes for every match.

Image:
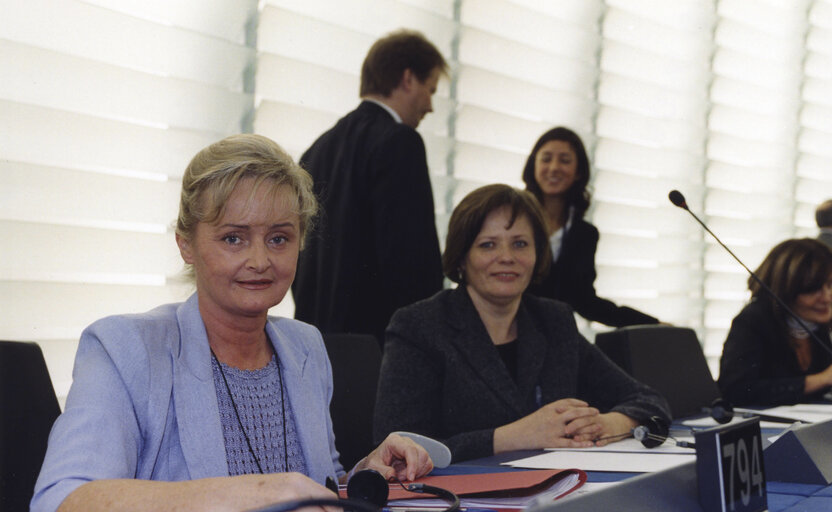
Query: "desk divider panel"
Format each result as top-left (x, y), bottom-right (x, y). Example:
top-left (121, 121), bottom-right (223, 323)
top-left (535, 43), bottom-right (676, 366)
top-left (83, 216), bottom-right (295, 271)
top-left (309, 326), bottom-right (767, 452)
top-left (530, 461), bottom-right (704, 512)
top-left (764, 419), bottom-right (832, 485)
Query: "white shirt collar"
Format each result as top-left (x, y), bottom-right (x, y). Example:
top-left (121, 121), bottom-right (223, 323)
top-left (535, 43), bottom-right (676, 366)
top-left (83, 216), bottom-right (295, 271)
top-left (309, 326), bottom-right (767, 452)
top-left (548, 207), bottom-right (575, 263)
top-left (363, 98), bottom-right (402, 124)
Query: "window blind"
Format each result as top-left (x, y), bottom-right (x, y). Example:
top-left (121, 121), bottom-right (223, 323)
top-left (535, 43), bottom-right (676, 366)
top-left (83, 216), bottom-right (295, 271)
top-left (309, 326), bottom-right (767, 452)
top-left (0, 0), bottom-right (255, 404)
top-left (702, 0), bottom-right (811, 369)
top-left (7, 0), bottom-right (832, 401)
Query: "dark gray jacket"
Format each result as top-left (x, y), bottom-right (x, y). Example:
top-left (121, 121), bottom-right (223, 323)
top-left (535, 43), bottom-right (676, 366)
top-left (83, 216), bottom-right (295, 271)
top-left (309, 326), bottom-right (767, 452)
top-left (373, 287), bottom-right (671, 462)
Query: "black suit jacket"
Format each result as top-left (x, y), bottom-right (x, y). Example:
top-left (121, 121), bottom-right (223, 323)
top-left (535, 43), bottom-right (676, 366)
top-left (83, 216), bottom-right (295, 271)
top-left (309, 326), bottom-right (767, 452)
top-left (292, 101), bottom-right (443, 346)
top-left (718, 298), bottom-right (832, 406)
top-left (373, 288), bottom-right (671, 462)
top-left (527, 218), bottom-right (658, 327)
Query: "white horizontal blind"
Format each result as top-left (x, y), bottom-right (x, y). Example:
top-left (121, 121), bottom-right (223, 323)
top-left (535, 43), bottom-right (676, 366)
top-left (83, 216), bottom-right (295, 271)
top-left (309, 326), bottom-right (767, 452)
top-left (593, 0), bottom-right (714, 338)
top-left (454, 0), bottom-right (601, 194)
top-left (802, 0), bottom-right (832, 235)
top-left (0, 0), bottom-right (255, 404)
top-left (702, 0), bottom-right (812, 370)
top-left (8, 0), bottom-right (832, 403)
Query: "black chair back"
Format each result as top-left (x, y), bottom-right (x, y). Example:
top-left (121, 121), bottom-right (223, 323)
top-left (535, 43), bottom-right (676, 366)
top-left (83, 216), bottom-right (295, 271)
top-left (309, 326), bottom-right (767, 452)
top-left (0, 340), bottom-right (61, 512)
top-left (595, 326), bottom-right (721, 419)
top-left (321, 333), bottom-right (381, 470)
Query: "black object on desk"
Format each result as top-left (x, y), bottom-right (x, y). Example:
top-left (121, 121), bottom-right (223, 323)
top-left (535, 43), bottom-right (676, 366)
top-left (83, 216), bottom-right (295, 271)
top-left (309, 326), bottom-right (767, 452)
top-left (695, 417), bottom-right (766, 512)
top-left (595, 325), bottom-right (721, 418)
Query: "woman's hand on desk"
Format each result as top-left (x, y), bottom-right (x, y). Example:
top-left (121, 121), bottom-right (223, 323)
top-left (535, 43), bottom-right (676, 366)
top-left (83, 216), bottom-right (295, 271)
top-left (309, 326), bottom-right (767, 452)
top-left (577, 412), bottom-right (639, 447)
top-left (350, 433), bottom-right (433, 483)
top-left (493, 398), bottom-right (598, 453)
top-left (804, 363), bottom-right (832, 395)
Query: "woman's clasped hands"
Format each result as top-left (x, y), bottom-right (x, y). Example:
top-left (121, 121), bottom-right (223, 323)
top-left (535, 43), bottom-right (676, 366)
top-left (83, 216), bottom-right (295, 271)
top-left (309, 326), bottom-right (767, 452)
top-left (494, 398), bottom-right (638, 452)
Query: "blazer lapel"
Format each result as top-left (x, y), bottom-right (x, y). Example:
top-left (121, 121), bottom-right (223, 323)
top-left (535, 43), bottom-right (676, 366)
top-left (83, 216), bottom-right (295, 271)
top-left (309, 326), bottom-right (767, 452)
top-left (445, 288), bottom-right (525, 416)
top-left (267, 321), bottom-right (332, 483)
top-left (173, 294), bottom-right (228, 479)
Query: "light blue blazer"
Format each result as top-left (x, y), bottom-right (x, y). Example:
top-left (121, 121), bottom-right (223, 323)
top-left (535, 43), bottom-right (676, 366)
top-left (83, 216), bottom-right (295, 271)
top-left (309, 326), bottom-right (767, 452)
top-left (32, 293), bottom-right (344, 512)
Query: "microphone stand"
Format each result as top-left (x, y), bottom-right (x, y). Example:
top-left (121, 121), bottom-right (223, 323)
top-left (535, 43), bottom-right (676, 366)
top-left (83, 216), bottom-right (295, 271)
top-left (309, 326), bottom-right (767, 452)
top-left (669, 190), bottom-right (832, 358)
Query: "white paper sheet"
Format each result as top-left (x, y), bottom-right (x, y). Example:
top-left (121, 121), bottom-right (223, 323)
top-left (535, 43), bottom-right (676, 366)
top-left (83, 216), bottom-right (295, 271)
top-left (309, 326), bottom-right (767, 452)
top-left (503, 450), bottom-right (695, 473)
top-left (682, 404), bottom-right (832, 429)
top-left (551, 481), bottom-right (622, 501)
top-left (545, 437), bottom-right (696, 454)
top-left (775, 403), bottom-right (832, 414)
top-left (758, 405), bottom-right (832, 423)
top-left (386, 473), bottom-right (583, 510)
top-left (682, 416), bottom-right (792, 429)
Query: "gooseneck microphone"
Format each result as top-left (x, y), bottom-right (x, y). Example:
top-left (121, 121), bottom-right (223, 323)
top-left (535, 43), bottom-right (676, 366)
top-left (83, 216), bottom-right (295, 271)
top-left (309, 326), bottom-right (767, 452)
top-left (668, 190), bottom-right (832, 358)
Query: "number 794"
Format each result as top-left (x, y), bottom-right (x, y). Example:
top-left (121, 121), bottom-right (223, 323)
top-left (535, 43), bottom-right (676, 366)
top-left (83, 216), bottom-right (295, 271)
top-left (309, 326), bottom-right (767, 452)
top-left (722, 436), bottom-right (765, 509)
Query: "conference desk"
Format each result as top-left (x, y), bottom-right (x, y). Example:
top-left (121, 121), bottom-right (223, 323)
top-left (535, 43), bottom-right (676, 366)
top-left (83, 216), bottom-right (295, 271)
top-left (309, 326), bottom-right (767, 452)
top-left (429, 421), bottom-right (832, 511)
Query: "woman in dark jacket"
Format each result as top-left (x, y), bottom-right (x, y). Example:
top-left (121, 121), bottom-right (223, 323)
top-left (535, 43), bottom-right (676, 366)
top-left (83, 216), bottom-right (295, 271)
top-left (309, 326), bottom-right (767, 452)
top-left (718, 238), bottom-right (832, 406)
top-left (373, 184), bottom-right (671, 462)
top-left (522, 127), bottom-right (658, 327)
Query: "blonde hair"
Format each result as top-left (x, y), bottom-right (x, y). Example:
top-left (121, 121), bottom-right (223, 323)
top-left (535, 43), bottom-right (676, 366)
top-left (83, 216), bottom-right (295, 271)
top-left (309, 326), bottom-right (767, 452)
top-left (176, 134), bottom-right (317, 246)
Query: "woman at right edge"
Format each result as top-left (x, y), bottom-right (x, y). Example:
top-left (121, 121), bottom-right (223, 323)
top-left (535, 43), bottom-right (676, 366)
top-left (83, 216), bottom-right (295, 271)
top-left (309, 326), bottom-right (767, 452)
top-left (522, 127), bottom-right (660, 327)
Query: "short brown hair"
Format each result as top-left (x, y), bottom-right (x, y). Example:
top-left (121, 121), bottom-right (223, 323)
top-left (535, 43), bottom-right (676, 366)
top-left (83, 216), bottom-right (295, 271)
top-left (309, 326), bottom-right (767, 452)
top-left (360, 29), bottom-right (448, 97)
top-left (751, 238), bottom-right (832, 324)
top-left (442, 184), bottom-right (551, 285)
top-left (816, 199), bottom-right (832, 228)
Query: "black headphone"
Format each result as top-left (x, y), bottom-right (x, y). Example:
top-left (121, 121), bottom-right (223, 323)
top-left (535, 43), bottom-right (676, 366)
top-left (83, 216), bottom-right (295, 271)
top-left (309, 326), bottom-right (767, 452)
top-left (594, 415), bottom-right (693, 448)
top-left (632, 415), bottom-right (670, 448)
top-left (706, 398), bottom-right (806, 425)
top-left (250, 469), bottom-right (460, 512)
top-left (631, 415), bottom-right (696, 449)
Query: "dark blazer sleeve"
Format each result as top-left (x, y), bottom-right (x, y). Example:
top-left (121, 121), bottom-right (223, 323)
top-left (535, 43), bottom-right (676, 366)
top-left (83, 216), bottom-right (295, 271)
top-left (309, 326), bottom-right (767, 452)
top-left (532, 220), bottom-right (658, 327)
top-left (369, 128), bottom-right (443, 326)
top-left (522, 296), bottom-right (670, 425)
top-left (573, 331), bottom-right (672, 422)
top-left (717, 301), bottom-right (810, 406)
top-left (373, 297), bottom-right (497, 462)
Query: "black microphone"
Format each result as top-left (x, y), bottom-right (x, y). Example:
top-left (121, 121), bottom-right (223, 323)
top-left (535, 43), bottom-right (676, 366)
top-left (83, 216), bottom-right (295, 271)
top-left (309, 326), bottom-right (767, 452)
top-left (594, 416), bottom-right (695, 449)
top-left (668, 190), bottom-right (832, 358)
top-left (668, 189), bottom-right (687, 209)
top-left (705, 398), bottom-right (809, 425)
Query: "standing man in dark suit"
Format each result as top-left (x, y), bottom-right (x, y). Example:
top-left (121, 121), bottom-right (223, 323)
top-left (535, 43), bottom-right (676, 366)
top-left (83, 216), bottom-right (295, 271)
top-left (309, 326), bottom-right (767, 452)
top-left (292, 29), bottom-right (448, 348)
top-left (817, 199), bottom-right (832, 250)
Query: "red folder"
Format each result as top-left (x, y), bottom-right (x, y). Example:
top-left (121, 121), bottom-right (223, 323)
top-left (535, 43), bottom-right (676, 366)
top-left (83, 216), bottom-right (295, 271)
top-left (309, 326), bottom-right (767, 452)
top-left (340, 468), bottom-right (586, 501)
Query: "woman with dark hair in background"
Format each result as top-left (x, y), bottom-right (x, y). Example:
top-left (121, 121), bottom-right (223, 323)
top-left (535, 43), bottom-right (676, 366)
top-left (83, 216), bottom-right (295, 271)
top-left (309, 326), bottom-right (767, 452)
top-left (522, 127), bottom-right (659, 327)
top-left (718, 238), bottom-right (832, 407)
top-left (373, 184), bottom-right (670, 462)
